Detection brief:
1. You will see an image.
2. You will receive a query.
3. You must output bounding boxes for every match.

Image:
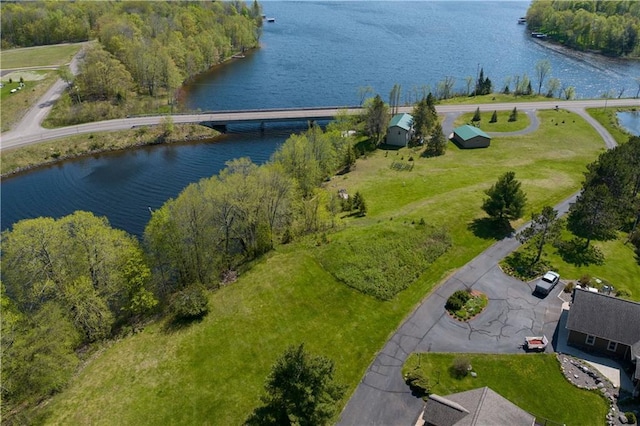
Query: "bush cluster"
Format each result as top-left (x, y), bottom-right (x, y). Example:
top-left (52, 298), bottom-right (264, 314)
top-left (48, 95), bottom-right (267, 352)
top-left (445, 290), bottom-right (471, 312)
top-left (171, 285), bottom-right (209, 320)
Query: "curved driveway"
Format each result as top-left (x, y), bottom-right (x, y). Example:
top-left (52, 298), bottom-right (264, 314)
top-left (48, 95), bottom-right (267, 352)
top-left (337, 103), bottom-right (626, 425)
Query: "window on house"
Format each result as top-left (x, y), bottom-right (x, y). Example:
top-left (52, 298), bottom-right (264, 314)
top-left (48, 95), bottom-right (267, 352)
top-left (585, 335), bottom-right (595, 346)
top-left (607, 341), bottom-right (618, 351)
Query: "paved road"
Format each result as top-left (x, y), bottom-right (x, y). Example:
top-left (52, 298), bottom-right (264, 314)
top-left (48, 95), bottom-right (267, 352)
top-left (1, 98), bottom-right (638, 151)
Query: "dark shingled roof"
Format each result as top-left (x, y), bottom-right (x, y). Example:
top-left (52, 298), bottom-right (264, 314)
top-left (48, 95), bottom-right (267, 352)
top-left (566, 289), bottom-right (640, 347)
top-left (423, 387), bottom-right (535, 426)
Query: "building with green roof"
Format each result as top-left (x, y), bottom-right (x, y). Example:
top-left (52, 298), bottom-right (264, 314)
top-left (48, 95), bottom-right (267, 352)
top-left (451, 124), bottom-right (491, 148)
top-left (387, 113), bottom-right (414, 146)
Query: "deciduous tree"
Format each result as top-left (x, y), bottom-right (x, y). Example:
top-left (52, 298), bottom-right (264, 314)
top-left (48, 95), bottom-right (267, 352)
top-left (517, 206), bottom-right (562, 264)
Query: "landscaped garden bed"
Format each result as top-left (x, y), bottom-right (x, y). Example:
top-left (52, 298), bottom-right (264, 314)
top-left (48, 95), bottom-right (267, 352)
top-left (445, 289), bottom-right (488, 321)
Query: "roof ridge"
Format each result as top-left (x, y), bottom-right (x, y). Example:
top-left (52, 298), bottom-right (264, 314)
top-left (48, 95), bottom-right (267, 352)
top-left (470, 386), bottom-right (489, 425)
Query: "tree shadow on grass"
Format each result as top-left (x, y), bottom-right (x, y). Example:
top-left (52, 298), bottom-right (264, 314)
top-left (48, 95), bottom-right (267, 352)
top-left (162, 315), bottom-right (205, 334)
top-left (468, 217), bottom-right (513, 240)
top-left (555, 238), bottom-right (605, 267)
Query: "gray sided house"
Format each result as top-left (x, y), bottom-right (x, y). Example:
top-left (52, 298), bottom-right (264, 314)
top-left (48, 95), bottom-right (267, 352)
top-left (566, 289), bottom-right (640, 386)
top-left (387, 113), bottom-right (414, 146)
top-left (421, 386), bottom-right (535, 426)
top-left (451, 125), bottom-right (490, 149)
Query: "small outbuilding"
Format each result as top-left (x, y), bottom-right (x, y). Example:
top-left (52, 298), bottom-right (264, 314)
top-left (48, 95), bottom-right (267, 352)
top-left (386, 113), bottom-right (414, 147)
top-left (451, 125), bottom-right (491, 149)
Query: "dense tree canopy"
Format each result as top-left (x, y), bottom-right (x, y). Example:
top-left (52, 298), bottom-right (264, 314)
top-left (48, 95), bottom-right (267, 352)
top-left (1, 1), bottom-right (263, 100)
top-left (1, 212), bottom-right (156, 411)
top-left (526, 0), bottom-right (640, 57)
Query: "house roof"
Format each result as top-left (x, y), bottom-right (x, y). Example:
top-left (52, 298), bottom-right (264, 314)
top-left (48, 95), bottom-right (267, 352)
top-left (423, 387), bottom-right (535, 426)
top-left (453, 125), bottom-right (490, 141)
top-left (566, 289), bottom-right (640, 347)
top-left (388, 113), bottom-right (413, 131)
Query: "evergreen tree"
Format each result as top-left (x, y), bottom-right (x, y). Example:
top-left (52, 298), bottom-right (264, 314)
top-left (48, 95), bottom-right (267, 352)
top-left (472, 107), bottom-right (481, 123)
top-left (245, 344), bottom-right (346, 426)
top-left (425, 123), bottom-right (447, 157)
top-left (482, 171), bottom-right (527, 223)
top-left (363, 94), bottom-right (390, 145)
top-left (567, 184), bottom-right (619, 247)
top-left (508, 107), bottom-right (518, 122)
top-left (490, 110), bottom-right (498, 123)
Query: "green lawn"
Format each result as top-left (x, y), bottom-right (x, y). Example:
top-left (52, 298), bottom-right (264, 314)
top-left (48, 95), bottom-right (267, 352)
top-left (454, 110), bottom-right (530, 132)
top-left (536, 233), bottom-right (640, 300)
top-left (37, 109), bottom-right (608, 425)
top-left (0, 42), bottom-right (84, 69)
top-left (402, 353), bottom-right (608, 426)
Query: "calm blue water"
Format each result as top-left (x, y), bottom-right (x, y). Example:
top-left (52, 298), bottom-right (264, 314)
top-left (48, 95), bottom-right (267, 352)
top-left (617, 111), bottom-right (640, 136)
top-left (4, 1), bottom-right (640, 237)
top-left (184, 1), bottom-right (640, 110)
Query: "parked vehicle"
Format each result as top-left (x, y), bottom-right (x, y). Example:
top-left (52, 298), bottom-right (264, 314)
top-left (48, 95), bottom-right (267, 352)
top-left (534, 271), bottom-right (560, 296)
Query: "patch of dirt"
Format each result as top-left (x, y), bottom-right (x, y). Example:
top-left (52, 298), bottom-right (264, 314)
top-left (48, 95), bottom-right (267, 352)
top-left (2, 70), bottom-right (49, 81)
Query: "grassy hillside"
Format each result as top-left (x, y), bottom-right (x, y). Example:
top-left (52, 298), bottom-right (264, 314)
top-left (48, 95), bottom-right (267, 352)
top-left (37, 109), bottom-right (606, 425)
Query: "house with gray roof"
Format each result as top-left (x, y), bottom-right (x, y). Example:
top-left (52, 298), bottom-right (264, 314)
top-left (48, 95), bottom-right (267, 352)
top-left (566, 288), bottom-right (640, 360)
top-left (566, 288), bottom-right (640, 395)
top-left (387, 113), bottom-right (414, 146)
top-left (421, 386), bottom-right (535, 426)
top-left (450, 125), bottom-right (490, 149)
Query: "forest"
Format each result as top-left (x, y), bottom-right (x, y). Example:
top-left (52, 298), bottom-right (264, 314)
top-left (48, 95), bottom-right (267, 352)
top-left (0, 114), bottom-right (363, 420)
top-left (1, 1), bottom-right (263, 117)
top-left (526, 0), bottom-right (640, 57)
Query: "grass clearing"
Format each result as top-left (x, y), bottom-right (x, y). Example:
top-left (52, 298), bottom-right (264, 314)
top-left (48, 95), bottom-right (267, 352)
top-left (0, 42), bottom-right (84, 69)
top-left (402, 353), bottom-right (608, 426)
top-left (454, 110), bottom-right (530, 132)
top-left (315, 221), bottom-right (451, 299)
top-left (439, 93), bottom-right (550, 105)
top-left (37, 109), bottom-right (608, 425)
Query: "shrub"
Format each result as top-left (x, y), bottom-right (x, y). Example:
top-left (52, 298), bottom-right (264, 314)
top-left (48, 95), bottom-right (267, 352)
top-left (404, 370), bottom-right (430, 397)
top-left (578, 274), bottom-right (591, 286)
top-left (563, 281), bottom-right (575, 293)
top-left (616, 288), bottom-right (632, 299)
top-left (171, 285), bottom-right (209, 320)
top-left (446, 290), bottom-right (471, 312)
top-left (626, 412), bottom-right (637, 425)
top-left (452, 356), bottom-right (471, 378)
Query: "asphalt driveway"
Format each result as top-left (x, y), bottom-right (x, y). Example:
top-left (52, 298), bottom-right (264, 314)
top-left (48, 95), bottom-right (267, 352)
top-left (337, 236), bottom-right (565, 426)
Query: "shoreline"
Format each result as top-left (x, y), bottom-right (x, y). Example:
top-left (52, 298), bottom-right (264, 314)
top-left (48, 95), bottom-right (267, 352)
top-left (1, 125), bottom-right (221, 179)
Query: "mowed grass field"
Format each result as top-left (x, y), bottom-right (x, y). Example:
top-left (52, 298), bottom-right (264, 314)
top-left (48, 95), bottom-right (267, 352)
top-left (402, 353), bottom-right (608, 425)
top-left (38, 109), bottom-right (607, 425)
top-left (0, 42), bottom-right (83, 69)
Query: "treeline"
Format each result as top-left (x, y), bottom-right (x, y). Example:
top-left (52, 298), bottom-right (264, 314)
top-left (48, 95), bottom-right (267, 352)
top-left (2, 1), bottom-right (263, 102)
top-left (568, 136), bottom-right (640, 249)
top-left (526, 0), bottom-right (640, 57)
top-left (0, 119), bottom-right (359, 419)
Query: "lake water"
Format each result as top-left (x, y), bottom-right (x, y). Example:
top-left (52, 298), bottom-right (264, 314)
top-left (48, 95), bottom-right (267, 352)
top-left (617, 111), bottom-right (640, 136)
top-left (4, 1), bottom-right (640, 237)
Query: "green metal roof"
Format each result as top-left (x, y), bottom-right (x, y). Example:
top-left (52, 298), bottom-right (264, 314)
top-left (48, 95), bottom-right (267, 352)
top-left (388, 113), bottom-right (413, 131)
top-left (454, 124), bottom-right (490, 140)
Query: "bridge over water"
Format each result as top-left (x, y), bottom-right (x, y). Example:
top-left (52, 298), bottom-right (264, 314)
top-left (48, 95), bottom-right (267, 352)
top-left (1, 99), bottom-right (638, 151)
